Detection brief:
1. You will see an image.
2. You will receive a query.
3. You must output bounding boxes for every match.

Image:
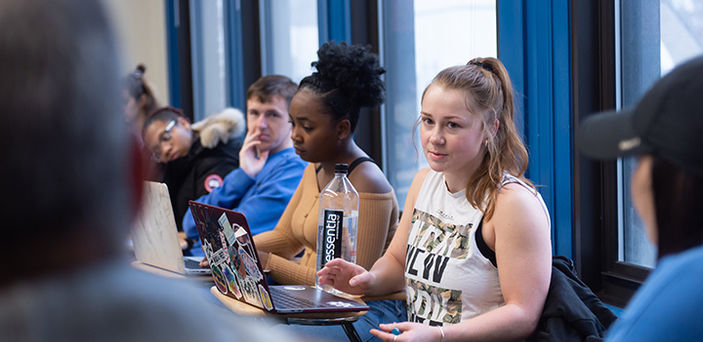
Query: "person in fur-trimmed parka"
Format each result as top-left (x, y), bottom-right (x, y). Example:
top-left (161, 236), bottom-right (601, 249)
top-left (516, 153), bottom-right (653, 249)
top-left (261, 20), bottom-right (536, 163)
top-left (142, 106), bottom-right (244, 231)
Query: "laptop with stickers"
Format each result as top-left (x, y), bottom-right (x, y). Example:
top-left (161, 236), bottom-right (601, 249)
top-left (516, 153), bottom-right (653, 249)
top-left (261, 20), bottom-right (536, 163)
top-left (188, 200), bottom-right (370, 314)
top-left (131, 182), bottom-right (211, 276)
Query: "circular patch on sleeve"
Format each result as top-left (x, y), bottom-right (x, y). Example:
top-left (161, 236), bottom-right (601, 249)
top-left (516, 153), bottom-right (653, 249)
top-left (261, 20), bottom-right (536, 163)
top-left (204, 174), bottom-right (224, 192)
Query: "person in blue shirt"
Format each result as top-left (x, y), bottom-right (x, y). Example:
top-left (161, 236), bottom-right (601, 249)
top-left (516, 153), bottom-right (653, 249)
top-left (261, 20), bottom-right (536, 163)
top-left (577, 55), bottom-right (703, 341)
top-left (182, 75), bottom-right (307, 256)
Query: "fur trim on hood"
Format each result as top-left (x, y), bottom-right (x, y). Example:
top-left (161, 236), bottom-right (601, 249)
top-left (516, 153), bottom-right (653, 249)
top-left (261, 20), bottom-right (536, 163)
top-left (191, 107), bottom-right (245, 148)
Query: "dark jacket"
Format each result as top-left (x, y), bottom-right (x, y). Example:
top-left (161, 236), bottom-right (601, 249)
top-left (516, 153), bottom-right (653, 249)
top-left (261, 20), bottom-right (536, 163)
top-left (162, 108), bottom-right (244, 230)
top-left (528, 256), bottom-right (617, 342)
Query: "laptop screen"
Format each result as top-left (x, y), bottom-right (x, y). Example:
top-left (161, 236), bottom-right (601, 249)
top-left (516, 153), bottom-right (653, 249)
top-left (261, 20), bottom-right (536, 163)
top-left (132, 181), bottom-right (186, 274)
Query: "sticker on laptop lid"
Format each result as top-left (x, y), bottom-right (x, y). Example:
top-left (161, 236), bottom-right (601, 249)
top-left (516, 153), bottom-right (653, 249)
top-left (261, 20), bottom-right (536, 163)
top-left (203, 239), bottom-right (214, 259)
top-left (212, 265), bottom-right (228, 295)
top-left (229, 245), bottom-right (245, 275)
top-left (223, 265), bottom-right (242, 299)
top-left (239, 247), bottom-right (263, 281)
top-left (218, 213), bottom-right (236, 244)
top-left (241, 276), bottom-right (262, 307)
top-left (210, 247), bottom-right (229, 266)
top-left (233, 224), bottom-right (248, 239)
top-left (218, 231), bottom-right (232, 264)
top-left (327, 301), bottom-right (357, 308)
top-left (233, 225), bottom-right (256, 259)
top-left (258, 284), bottom-right (273, 311)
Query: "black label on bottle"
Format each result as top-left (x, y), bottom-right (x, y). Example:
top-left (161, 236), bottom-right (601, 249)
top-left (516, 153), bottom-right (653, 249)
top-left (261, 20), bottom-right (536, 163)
top-left (321, 209), bottom-right (343, 267)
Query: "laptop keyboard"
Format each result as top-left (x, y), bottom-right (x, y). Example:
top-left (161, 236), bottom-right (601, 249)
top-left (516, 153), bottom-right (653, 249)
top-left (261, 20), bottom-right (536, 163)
top-left (269, 286), bottom-right (318, 308)
top-left (184, 258), bottom-right (202, 269)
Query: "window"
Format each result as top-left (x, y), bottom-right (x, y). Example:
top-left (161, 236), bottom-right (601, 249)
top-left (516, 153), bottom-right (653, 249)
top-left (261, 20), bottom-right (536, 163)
top-left (259, 0), bottom-right (319, 83)
top-left (575, 0), bottom-right (703, 306)
top-left (381, 0), bottom-right (497, 206)
top-left (618, 0), bottom-right (703, 269)
top-left (188, 0), bottom-right (229, 121)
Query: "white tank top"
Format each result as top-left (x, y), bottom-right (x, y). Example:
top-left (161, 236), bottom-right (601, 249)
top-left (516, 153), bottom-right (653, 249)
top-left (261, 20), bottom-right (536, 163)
top-left (404, 169), bottom-right (548, 325)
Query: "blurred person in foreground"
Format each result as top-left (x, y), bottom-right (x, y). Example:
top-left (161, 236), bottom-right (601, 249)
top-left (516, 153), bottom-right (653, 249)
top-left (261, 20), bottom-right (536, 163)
top-left (0, 0), bottom-right (293, 341)
top-left (577, 55), bottom-right (703, 341)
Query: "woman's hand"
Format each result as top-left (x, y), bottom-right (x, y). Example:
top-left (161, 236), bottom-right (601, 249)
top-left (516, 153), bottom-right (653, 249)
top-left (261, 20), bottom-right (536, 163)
top-left (239, 130), bottom-right (269, 178)
top-left (370, 322), bottom-right (442, 342)
top-left (316, 258), bottom-right (374, 295)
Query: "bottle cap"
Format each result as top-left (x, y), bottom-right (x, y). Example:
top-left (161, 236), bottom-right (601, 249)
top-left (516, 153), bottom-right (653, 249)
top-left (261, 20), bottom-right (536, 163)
top-left (334, 163), bottom-right (349, 174)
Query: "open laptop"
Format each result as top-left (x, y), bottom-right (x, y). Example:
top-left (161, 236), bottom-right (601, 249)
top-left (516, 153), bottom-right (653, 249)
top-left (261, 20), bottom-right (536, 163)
top-left (131, 182), bottom-right (210, 276)
top-left (188, 200), bottom-right (369, 314)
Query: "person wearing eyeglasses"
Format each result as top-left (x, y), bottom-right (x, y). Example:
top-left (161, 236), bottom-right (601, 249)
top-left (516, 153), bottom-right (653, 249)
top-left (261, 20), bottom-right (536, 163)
top-left (142, 106), bottom-right (244, 233)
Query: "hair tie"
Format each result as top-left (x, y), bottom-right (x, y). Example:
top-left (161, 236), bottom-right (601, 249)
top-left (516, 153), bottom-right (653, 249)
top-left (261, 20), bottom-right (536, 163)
top-left (132, 67), bottom-right (144, 79)
top-left (469, 60), bottom-right (494, 73)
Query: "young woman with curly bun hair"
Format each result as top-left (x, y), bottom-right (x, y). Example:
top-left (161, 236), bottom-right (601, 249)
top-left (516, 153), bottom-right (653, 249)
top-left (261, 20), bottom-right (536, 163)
top-left (253, 41), bottom-right (406, 340)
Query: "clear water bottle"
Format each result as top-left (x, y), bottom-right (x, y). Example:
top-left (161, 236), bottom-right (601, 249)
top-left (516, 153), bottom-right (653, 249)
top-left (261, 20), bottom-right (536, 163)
top-left (315, 163), bottom-right (359, 296)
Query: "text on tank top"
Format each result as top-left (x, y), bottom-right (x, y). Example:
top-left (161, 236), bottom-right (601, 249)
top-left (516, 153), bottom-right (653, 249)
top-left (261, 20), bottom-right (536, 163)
top-left (404, 170), bottom-right (547, 326)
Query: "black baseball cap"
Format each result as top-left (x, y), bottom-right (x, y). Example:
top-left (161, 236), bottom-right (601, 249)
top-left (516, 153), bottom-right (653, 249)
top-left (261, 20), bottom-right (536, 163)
top-left (577, 55), bottom-right (703, 177)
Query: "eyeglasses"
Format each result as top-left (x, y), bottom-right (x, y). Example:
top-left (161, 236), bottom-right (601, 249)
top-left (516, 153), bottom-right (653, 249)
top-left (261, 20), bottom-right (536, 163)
top-left (151, 120), bottom-right (176, 162)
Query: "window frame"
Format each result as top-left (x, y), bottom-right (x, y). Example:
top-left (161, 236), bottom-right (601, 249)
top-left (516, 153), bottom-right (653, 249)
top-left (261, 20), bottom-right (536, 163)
top-left (570, 0), bottom-right (652, 308)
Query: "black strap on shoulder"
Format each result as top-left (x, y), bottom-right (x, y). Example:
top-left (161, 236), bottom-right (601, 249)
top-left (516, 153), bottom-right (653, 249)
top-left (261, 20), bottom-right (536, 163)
top-left (348, 157), bottom-right (375, 174)
top-left (315, 157), bottom-right (375, 174)
top-left (475, 219), bottom-right (497, 267)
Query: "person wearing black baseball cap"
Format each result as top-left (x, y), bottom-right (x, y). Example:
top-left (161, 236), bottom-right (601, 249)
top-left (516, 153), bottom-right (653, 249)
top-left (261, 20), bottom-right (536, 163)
top-left (577, 55), bottom-right (703, 341)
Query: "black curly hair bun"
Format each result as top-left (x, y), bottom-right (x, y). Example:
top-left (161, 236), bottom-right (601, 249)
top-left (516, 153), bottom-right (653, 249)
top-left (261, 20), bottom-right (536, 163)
top-left (312, 41), bottom-right (385, 108)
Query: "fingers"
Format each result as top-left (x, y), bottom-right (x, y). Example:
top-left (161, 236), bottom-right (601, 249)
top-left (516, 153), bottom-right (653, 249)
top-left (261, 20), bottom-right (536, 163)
top-left (239, 131), bottom-right (267, 178)
top-left (316, 266), bottom-right (335, 278)
top-left (315, 259), bottom-right (347, 278)
top-left (242, 138), bottom-right (262, 154)
top-left (383, 322), bottom-right (419, 333)
top-left (372, 322), bottom-right (413, 342)
top-left (349, 272), bottom-right (369, 287)
top-left (379, 322), bottom-right (412, 331)
top-left (316, 275), bottom-right (334, 287)
top-left (244, 129), bottom-right (261, 141)
top-left (324, 258), bottom-right (354, 268)
top-left (369, 328), bottom-right (396, 342)
top-left (241, 131), bottom-right (262, 151)
top-left (317, 266), bottom-right (343, 286)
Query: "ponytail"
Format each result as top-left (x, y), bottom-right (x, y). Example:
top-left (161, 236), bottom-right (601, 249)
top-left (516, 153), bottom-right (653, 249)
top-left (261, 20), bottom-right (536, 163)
top-left (423, 57), bottom-right (532, 220)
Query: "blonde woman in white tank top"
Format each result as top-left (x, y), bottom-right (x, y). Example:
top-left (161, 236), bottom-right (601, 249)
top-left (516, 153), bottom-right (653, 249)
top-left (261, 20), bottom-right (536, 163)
top-left (317, 58), bottom-right (552, 342)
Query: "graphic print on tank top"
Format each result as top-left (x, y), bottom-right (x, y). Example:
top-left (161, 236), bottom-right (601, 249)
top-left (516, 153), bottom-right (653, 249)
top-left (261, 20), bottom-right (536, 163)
top-left (405, 209), bottom-right (473, 325)
top-left (404, 170), bottom-right (512, 327)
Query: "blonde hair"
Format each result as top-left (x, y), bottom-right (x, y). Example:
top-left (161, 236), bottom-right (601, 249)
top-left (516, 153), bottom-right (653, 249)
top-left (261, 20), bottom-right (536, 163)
top-left (421, 57), bottom-right (533, 220)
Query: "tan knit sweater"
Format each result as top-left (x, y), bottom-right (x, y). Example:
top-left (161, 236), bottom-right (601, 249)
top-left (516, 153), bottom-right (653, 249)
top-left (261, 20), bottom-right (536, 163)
top-left (254, 163), bottom-right (399, 285)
